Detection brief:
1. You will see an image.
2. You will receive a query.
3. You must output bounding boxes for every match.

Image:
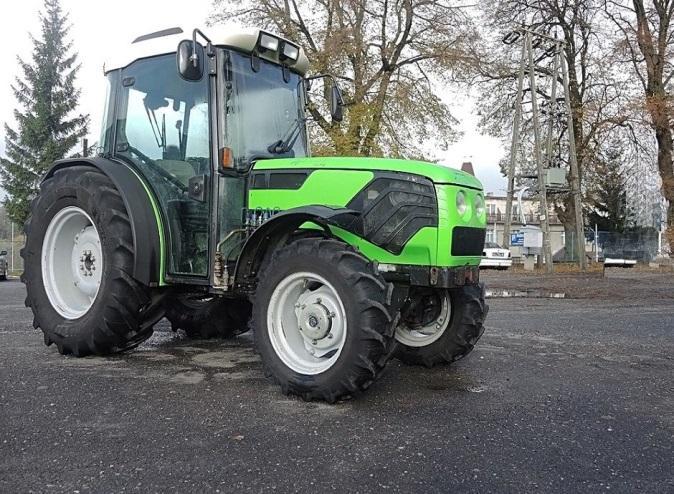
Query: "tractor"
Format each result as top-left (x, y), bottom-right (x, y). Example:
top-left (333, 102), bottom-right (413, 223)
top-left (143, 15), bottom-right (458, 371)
top-left (22, 27), bottom-right (488, 401)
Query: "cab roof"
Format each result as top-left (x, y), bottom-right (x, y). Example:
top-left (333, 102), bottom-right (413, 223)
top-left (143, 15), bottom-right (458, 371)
top-left (104, 26), bottom-right (310, 75)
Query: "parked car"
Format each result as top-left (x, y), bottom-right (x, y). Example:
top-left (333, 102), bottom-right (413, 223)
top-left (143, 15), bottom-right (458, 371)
top-left (480, 242), bottom-right (513, 270)
top-left (0, 250), bottom-right (7, 281)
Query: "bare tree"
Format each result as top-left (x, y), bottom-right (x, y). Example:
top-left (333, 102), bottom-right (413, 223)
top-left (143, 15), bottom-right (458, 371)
top-left (605, 0), bottom-right (674, 251)
top-left (210, 0), bottom-right (475, 158)
top-left (467, 0), bottom-right (634, 252)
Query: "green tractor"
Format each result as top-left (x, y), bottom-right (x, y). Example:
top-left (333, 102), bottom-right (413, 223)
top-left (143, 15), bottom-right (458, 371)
top-left (22, 27), bottom-right (488, 401)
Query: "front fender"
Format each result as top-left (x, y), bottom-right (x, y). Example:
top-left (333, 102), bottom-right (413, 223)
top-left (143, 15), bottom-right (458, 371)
top-left (44, 157), bottom-right (164, 286)
top-left (233, 205), bottom-right (361, 288)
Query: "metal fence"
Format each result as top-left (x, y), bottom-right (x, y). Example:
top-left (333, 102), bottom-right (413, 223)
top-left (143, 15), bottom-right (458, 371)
top-left (591, 230), bottom-right (662, 262)
top-left (549, 229), bottom-right (664, 263)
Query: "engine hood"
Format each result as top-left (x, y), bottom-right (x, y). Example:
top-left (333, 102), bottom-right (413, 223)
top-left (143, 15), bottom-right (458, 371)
top-left (253, 157), bottom-right (483, 190)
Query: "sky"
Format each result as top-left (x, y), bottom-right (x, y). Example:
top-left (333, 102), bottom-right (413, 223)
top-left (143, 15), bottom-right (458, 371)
top-left (0, 0), bottom-right (507, 196)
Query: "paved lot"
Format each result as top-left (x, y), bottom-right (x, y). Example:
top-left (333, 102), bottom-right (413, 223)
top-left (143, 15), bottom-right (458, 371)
top-left (1, 278), bottom-right (673, 493)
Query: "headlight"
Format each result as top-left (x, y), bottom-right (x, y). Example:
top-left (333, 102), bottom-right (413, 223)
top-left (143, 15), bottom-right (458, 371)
top-left (456, 190), bottom-right (467, 216)
top-left (474, 194), bottom-right (485, 217)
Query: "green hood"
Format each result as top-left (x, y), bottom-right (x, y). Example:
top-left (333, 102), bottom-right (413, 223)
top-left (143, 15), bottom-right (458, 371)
top-left (254, 156), bottom-right (483, 190)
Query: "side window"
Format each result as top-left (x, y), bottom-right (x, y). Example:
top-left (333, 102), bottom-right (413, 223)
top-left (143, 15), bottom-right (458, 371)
top-left (115, 54), bottom-right (211, 276)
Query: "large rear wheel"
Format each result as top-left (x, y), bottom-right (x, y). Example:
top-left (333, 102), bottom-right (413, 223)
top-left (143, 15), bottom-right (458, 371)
top-left (22, 166), bottom-right (164, 356)
top-left (253, 238), bottom-right (396, 402)
top-left (394, 284), bottom-right (488, 367)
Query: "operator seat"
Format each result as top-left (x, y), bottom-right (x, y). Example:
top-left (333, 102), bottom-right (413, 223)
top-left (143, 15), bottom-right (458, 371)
top-left (156, 145), bottom-right (196, 186)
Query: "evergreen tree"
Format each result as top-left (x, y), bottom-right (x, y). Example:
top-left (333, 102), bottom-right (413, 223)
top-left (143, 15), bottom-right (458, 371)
top-left (585, 147), bottom-right (630, 233)
top-left (0, 0), bottom-right (88, 226)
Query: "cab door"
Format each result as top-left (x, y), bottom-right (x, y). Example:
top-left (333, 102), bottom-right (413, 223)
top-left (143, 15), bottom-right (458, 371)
top-left (113, 54), bottom-right (212, 278)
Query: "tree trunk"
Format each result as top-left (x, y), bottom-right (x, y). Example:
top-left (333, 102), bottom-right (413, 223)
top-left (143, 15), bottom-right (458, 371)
top-left (655, 124), bottom-right (674, 252)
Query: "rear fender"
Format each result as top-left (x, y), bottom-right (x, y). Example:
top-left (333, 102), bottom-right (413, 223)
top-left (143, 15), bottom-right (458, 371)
top-left (44, 157), bottom-right (164, 287)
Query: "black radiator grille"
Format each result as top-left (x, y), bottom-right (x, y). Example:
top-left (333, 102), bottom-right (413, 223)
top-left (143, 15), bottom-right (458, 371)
top-left (451, 226), bottom-right (486, 256)
top-left (348, 174), bottom-right (437, 254)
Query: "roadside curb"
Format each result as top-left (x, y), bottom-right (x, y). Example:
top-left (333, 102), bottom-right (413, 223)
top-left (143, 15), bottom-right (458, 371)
top-left (486, 289), bottom-right (566, 299)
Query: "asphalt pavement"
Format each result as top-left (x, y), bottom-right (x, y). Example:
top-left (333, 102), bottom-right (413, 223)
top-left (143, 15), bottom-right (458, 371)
top-left (1, 278), bottom-right (672, 493)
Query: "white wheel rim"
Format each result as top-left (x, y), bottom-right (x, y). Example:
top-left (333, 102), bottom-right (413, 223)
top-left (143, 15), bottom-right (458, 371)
top-left (41, 206), bottom-right (103, 319)
top-left (267, 272), bottom-right (347, 375)
top-left (395, 292), bottom-right (451, 347)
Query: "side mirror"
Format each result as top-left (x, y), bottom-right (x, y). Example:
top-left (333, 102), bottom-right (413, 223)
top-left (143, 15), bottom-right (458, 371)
top-left (330, 84), bottom-right (344, 122)
top-left (177, 40), bottom-right (204, 81)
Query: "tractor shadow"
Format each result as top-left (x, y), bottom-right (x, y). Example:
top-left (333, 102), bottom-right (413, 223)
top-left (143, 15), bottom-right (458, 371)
top-left (52, 320), bottom-right (487, 405)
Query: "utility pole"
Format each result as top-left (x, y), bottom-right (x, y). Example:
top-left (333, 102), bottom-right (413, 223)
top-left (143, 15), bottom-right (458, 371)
top-left (503, 39), bottom-right (527, 249)
top-left (503, 28), bottom-right (586, 271)
top-left (526, 33), bottom-right (554, 273)
top-left (560, 53), bottom-right (587, 270)
top-left (11, 222), bottom-right (15, 272)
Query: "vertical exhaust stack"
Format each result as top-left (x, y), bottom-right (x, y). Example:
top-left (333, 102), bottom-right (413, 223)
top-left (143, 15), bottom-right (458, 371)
top-left (461, 161), bottom-right (475, 176)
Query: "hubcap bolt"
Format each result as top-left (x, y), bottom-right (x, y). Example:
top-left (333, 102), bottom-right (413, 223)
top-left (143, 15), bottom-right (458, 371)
top-left (312, 340), bottom-right (317, 345)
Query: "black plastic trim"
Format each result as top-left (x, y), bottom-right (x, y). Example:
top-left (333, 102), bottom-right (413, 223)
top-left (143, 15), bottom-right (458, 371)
top-left (451, 226), bottom-right (486, 257)
top-left (249, 170), bottom-right (311, 190)
top-left (44, 157), bottom-right (163, 287)
top-left (347, 172), bottom-right (438, 255)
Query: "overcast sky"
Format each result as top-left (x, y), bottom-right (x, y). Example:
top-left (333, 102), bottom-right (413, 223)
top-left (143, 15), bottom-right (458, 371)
top-left (0, 0), bottom-right (506, 195)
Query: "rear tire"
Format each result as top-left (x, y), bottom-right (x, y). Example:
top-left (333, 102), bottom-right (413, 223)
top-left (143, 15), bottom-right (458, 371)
top-left (394, 284), bottom-right (488, 367)
top-left (22, 166), bottom-right (163, 356)
top-left (165, 293), bottom-right (251, 339)
top-left (253, 238), bottom-right (396, 402)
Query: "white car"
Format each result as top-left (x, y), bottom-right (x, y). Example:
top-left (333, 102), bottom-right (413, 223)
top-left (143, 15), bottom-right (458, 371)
top-left (480, 242), bottom-right (513, 270)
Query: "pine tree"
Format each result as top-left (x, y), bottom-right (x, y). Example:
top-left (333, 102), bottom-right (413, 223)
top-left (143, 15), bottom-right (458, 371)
top-left (585, 147), bottom-right (630, 233)
top-left (0, 0), bottom-right (88, 226)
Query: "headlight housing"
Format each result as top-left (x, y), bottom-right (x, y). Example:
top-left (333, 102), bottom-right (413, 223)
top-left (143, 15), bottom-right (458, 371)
top-left (456, 190), bottom-right (467, 216)
top-left (474, 194), bottom-right (485, 218)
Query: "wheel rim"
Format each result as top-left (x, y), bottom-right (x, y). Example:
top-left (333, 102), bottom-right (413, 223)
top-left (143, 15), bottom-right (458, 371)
top-left (41, 206), bottom-right (103, 320)
top-left (267, 272), bottom-right (347, 375)
top-left (395, 291), bottom-right (452, 347)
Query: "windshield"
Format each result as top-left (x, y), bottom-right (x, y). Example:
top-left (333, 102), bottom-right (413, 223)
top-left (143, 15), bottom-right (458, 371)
top-left (223, 50), bottom-right (308, 168)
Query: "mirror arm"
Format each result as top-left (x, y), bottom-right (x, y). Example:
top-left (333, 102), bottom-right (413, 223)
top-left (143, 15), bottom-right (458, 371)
top-left (191, 28), bottom-right (213, 67)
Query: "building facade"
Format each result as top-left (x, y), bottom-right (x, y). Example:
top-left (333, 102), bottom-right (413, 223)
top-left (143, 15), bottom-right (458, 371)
top-left (484, 193), bottom-right (567, 260)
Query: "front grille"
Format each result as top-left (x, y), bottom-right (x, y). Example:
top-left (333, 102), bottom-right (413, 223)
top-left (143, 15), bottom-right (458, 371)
top-left (348, 174), bottom-right (437, 254)
top-left (452, 227), bottom-right (486, 256)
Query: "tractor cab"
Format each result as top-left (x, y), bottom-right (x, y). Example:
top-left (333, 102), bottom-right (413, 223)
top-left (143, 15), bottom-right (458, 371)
top-left (98, 27), bottom-right (331, 282)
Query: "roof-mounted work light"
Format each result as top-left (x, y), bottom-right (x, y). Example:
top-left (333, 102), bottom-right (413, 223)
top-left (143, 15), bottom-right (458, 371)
top-left (258, 32), bottom-right (279, 52)
top-left (280, 41), bottom-right (300, 62)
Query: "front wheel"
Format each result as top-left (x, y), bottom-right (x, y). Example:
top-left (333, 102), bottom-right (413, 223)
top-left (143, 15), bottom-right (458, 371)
top-left (253, 238), bottom-right (396, 402)
top-left (394, 284), bottom-right (488, 367)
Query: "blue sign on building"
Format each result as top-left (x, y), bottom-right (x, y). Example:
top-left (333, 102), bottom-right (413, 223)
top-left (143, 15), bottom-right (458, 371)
top-left (511, 232), bottom-right (524, 247)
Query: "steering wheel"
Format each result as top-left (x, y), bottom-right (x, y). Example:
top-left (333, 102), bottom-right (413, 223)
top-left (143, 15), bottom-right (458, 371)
top-left (127, 145), bottom-right (189, 193)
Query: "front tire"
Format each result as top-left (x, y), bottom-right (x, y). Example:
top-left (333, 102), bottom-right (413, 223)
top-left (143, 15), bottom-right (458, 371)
top-left (22, 166), bottom-right (163, 356)
top-left (253, 238), bottom-right (396, 402)
top-left (394, 284), bottom-right (488, 367)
